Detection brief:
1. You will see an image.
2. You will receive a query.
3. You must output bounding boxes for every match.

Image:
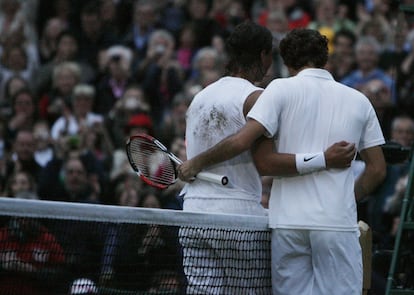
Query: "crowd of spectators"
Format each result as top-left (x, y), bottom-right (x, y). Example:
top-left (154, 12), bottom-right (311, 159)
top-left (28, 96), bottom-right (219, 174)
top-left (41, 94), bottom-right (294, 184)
top-left (1, 0), bottom-right (414, 293)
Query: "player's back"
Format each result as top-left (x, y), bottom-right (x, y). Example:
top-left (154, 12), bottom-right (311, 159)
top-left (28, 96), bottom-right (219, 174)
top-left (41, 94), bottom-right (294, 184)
top-left (184, 76), bottom-right (265, 215)
top-left (275, 71), bottom-right (374, 153)
top-left (248, 68), bottom-right (384, 229)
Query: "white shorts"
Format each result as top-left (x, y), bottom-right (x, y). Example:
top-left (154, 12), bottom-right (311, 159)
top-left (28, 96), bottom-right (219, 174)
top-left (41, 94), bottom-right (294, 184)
top-left (271, 229), bottom-right (362, 295)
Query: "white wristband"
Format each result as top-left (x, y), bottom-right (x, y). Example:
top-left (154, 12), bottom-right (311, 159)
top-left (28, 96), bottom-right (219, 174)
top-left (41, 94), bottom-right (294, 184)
top-left (295, 152), bottom-right (326, 175)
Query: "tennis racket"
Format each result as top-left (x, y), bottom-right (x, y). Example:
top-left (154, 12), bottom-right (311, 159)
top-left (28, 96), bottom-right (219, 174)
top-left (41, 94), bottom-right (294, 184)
top-left (126, 133), bottom-right (229, 189)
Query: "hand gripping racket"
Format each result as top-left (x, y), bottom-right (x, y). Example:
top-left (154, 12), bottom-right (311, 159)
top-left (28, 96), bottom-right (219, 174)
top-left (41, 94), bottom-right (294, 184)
top-left (126, 133), bottom-right (229, 189)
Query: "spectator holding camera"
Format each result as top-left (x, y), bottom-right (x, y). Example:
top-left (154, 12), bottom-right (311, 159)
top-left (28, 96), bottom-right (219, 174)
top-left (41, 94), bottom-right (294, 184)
top-left (50, 84), bottom-right (103, 141)
top-left (6, 88), bottom-right (38, 141)
top-left (50, 83), bottom-right (111, 183)
top-left (135, 29), bottom-right (184, 126)
top-left (5, 129), bottom-right (42, 185)
top-left (38, 61), bottom-right (82, 126)
top-left (122, 0), bottom-right (161, 66)
top-left (38, 85), bottom-right (107, 203)
top-left (33, 30), bottom-right (96, 101)
top-left (106, 84), bottom-right (150, 149)
top-left (75, 1), bottom-right (118, 70)
top-left (95, 45), bottom-right (135, 116)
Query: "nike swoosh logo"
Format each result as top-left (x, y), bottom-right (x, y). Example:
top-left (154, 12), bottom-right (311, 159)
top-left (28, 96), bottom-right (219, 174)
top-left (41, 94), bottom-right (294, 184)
top-left (304, 156), bottom-right (316, 162)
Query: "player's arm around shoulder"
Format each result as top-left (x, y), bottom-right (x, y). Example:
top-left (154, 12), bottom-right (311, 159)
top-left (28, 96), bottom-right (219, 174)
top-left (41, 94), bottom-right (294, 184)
top-left (354, 145), bottom-right (387, 201)
top-left (252, 139), bottom-right (357, 177)
top-left (252, 137), bottom-right (297, 176)
top-left (178, 99), bottom-right (267, 182)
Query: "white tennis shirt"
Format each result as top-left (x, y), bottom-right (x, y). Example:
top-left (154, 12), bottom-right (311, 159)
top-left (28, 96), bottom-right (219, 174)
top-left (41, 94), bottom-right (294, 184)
top-left (248, 69), bottom-right (385, 231)
top-left (184, 77), bottom-right (266, 215)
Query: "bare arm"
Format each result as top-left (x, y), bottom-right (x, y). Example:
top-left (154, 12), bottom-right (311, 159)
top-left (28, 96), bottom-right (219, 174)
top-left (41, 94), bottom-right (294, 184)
top-left (178, 118), bottom-right (356, 181)
top-left (178, 90), bottom-right (356, 181)
top-left (177, 90), bottom-right (266, 181)
top-left (178, 118), bottom-right (266, 181)
top-left (252, 137), bottom-right (296, 176)
top-left (354, 146), bottom-right (387, 201)
top-left (252, 137), bottom-right (356, 176)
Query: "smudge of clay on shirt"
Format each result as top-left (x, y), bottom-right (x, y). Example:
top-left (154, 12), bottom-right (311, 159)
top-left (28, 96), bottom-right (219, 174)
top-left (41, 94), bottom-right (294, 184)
top-left (192, 105), bottom-right (228, 144)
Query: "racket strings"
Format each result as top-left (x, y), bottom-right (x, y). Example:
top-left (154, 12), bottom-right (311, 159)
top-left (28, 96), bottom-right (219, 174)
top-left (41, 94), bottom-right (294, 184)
top-left (129, 139), bottom-right (177, 185)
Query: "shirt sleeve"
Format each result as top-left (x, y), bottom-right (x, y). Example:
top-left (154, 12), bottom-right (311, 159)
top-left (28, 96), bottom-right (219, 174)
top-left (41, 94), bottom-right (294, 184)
top-left (359, 104), bottom-right (385, 151)
top-left (247, 79), bottom-right (285, 138)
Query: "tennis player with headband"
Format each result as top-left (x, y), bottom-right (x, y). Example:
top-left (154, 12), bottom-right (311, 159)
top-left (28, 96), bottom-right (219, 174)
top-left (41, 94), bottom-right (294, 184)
top-left (180, 22), bottom-right (358, 294)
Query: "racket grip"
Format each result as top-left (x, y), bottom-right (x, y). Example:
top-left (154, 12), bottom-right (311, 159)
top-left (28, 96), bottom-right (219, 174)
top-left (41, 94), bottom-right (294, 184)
top-left (197, 172), bottom-right (229, 186)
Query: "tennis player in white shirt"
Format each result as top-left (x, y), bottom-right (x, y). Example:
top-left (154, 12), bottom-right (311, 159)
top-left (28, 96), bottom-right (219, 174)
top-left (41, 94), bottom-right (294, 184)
top-left (178, 28), bottom-right (386, 295)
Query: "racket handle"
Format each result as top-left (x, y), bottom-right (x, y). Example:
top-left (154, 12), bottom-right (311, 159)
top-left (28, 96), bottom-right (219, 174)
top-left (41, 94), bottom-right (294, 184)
top-left (197, 172), bottom-right (229, 186)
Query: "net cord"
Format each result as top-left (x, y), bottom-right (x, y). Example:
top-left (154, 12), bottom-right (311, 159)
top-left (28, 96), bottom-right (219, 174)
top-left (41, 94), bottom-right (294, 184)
top-left (0, 198), bottom-right (269, 230)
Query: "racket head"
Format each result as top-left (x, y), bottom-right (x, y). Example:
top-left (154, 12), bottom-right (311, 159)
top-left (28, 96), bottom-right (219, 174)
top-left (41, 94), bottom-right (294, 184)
top-left (126, 134), bottom-right (178, 189)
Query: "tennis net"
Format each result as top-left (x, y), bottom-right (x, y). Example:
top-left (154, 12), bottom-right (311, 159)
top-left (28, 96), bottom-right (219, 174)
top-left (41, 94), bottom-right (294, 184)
top-left (0, 197), bottom-right (271, 295)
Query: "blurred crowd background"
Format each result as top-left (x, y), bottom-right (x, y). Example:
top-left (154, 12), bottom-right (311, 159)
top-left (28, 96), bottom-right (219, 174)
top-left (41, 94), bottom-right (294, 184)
top-left (2, 0), bottom-right (414, 250)
top-left (1, 0), bottom-right (414, 293)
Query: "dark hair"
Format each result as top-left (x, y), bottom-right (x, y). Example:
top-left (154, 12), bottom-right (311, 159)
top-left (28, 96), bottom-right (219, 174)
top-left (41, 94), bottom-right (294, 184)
top-left (279, 29), bottom-right (329, 70)
top-left (81, 0), bottom-right (101, 16)
top-left (12, 87), bottom-right (35, 106)
top-left (1, 45), bottom-right (27, 68)
top-left (56, 30), bottom-right (79, 46)
top-left (333, 29), bottom-right (357, 46)
top-left (3, 75), bottom-right (29, 100)
top-left (5, 170), bottom-right (36, 198)
top-left (225, 21), bottom-right (272, 74)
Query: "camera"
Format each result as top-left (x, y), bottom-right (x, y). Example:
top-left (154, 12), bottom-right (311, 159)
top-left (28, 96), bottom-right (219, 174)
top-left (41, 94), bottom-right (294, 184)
top-left (155, 44), bottom-right (166, 55)
top-left (110, 54), bottom-right (121, 62)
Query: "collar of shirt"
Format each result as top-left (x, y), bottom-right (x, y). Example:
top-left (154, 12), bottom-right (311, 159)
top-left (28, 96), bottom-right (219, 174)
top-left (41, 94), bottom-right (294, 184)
top-left (296, 68), bottom-right (334, 80)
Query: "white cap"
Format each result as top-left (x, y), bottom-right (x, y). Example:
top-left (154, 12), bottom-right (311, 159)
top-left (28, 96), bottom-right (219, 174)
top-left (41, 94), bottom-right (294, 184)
top-left (70, 278), bottom-right (98, 295)
top-left (106, 45), bottom-right (133, 71)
